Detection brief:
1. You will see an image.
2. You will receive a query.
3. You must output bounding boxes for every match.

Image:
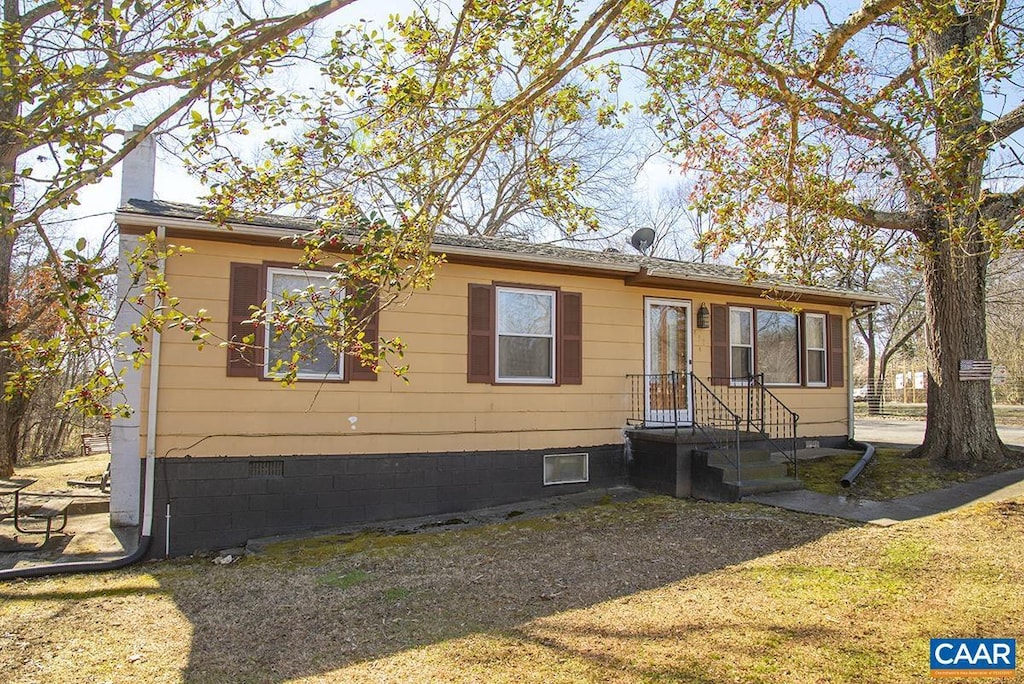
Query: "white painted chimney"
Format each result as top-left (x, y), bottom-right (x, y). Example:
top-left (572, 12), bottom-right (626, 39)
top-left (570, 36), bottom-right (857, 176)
top-left (120, 125), bottom-right (156, 203)
top-left (110, 124), bottom-right (157, 528)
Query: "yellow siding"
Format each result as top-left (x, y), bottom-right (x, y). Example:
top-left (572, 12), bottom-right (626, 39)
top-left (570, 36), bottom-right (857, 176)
top-left (133, 235), bottom-right (852, 458)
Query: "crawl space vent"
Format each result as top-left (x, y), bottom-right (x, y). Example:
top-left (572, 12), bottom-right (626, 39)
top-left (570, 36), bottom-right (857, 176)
top-left (249, 460), bottom-right (284, 478)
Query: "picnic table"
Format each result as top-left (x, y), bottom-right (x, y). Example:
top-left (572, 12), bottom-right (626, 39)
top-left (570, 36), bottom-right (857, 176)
top-left (0, 478), bottom-right (36, 522)
top-left (0, 478), bottom-right (72, 545)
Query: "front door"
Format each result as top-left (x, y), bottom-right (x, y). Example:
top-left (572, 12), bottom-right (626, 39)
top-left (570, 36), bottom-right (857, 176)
top-left (644, 298), bottom-right (692, 425)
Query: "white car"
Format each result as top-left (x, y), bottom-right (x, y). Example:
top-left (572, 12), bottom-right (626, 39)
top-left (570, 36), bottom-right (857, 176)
top-left (852, 386), bottom-right (869, 401)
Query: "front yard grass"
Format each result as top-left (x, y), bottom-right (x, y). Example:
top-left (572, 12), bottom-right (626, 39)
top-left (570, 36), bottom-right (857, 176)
top-left (2, 494), bottom-right (1023, 683)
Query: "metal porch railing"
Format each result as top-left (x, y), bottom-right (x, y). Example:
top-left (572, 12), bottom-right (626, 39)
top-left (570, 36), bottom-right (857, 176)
top-left (706, 374), bottom-right (800, 480)
top-left (627, 371), bottom-right (743, 483)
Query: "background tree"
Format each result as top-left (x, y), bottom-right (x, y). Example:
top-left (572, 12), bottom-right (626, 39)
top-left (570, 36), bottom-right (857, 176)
top-left (439, 104), bottom-right (650, 240)
top-left (6, 227), bottom-right (116, 463)
top-left (635, 0), bottom-right (1024, 465)
top-left (986, 250), bottom-right (1024, 403)
top-left (618, 182), bottom-right (721, 261)
top-left (0, 0), bottom-right (350, 476)
top-left (850, 252), bottom-right (926, 415)
top-left (64, 0), bottom-right (1021, 470)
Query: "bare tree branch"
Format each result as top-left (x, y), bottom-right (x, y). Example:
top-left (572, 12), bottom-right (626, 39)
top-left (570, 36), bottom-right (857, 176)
top-left (803, 0), bottom-right (904, 80)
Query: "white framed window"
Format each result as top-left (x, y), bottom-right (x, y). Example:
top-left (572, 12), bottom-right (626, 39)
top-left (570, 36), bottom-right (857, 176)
top-left (543, 452), bottom-right (589, 485)
top-left (805, 313), bottom-right (827, 387)
top-left (756, 309), bottom-right (800, 385)
top-left (729, 307), bottom-right (753, 382)
top-left (265, 267), bottom-right (344, 380)
top-left (495, 286), bottom-right (556, 384)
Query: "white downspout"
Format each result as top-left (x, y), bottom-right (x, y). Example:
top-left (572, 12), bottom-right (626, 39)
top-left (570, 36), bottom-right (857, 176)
top-left (142, 225), bottom-right (165, 541)
top-left (848, 304), bottom-right (880, 441)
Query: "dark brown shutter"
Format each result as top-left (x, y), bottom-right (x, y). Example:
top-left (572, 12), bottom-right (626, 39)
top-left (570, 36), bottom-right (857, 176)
top-left (711, 304), bottom-right (729, 385)
top-left (467, 284), bottom-right (494, 383)
top-left (559, 291), bottom-right (583, 385)
top-left (346, 284), bottom-right (380, 382)
top-left (828, 313), bottom-right (845, 387)
top-left (800, 313), bottom-right (808, 387)
top-left (227, 262), bottom-right (264, 377)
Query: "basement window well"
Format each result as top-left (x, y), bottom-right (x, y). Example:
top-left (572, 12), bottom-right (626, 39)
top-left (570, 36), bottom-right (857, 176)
top-left (543, 453), bottom-right (589, 485)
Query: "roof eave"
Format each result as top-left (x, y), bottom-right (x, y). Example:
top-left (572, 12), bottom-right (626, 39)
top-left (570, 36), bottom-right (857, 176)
top-left (114, 208), bottom-right (892, 308)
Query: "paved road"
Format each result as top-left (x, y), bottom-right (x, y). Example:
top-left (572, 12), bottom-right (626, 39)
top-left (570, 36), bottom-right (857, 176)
top-left (854, 418), bottom-right (1024, 448)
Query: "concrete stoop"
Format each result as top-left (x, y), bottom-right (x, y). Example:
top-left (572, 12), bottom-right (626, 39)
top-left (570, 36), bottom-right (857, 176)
top-left (692, 447), bottom-right (801, 502)
top-left (626, 429), bottom-right (802, 503)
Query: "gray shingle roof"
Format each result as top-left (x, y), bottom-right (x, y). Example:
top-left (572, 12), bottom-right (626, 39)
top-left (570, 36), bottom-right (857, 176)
top-left (117, 199), bottom-right (888, 305)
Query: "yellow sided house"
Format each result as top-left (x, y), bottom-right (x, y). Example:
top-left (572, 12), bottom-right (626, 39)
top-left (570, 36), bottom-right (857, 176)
top-left (110, 198), bottom-right (887, 555)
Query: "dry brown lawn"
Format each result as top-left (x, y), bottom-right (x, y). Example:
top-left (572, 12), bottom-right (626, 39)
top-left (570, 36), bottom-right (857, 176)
top-left (1, 495), bottom-right (1022, 683)
top-left (12, 452), bottom-right (109, 492)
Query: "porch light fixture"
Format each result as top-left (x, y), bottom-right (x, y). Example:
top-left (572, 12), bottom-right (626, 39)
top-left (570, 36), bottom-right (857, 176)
top-left (696, 303), bottom-right (710, 329)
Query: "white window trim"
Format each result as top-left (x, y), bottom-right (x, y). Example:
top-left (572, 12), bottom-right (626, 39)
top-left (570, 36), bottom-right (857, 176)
top-left (495, 286), bottom-right (557, 384)
top-left (264, 267), bottom-right (345, 381)
top-left (805, 312), bottom-right (828, 387)
top-left (729, 306), bottom-right (754, 387)
top-left (543, 452), bottom-right (589, 485)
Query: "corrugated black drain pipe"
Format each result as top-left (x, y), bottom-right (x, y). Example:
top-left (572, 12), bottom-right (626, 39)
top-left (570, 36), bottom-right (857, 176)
top-left (841, 439), bottom-right (877, 488)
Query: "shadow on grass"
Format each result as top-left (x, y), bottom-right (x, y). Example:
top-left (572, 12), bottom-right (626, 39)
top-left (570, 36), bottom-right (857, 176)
top-left (148, 496), bottom-right (853, 682)
top-left (506, 620), bottom-right (847, 683)
top-left (0, 584), bottom-right (165, 602)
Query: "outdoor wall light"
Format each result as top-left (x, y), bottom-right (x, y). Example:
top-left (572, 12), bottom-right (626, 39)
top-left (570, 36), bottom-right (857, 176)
top-left (696, 303), bottom-right (710, 329)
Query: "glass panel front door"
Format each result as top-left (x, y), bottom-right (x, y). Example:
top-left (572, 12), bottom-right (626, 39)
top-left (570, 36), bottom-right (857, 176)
top-left (645, 299), bottom-right (692, 425)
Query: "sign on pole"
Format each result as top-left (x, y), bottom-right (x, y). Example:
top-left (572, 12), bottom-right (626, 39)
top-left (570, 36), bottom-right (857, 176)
top-left (992, 365), bottom-right (1009, 385)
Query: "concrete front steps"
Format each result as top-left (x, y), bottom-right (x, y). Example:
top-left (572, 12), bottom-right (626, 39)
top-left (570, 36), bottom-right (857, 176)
top-left (694, 447), bottom-right (802, 501)
top-left (626, 428), bottom-right (802, 503)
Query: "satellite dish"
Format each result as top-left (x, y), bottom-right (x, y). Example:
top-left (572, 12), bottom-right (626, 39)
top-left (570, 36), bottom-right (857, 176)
top-left (630, 227), bottom-right (656, 255)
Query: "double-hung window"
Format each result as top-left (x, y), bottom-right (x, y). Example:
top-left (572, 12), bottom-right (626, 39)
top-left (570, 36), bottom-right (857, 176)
top-left (265, 267), bottom-right (344, 380)
top-left (467, 282), bottom-right (582, 386)
top-left (495, 286), bottom-right (556, 383)
top-left (713, 304), bottom-right (843, 388)
top-left (729, 307), bottom-right (754, 380)
top-left (756, 309), bottom-right (800, 385)
top-left (226, 261), bottom-right (379, 382)
top-left (805, 313), bottom-right (827, 387)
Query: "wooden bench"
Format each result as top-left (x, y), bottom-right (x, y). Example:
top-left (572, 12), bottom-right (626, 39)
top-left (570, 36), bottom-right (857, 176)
top-left (82, 433), bottom-right (111, 456)
top-left (15, 497), bottom-right (73, 543)
top-left (67, 463), bottom-right (110, 492)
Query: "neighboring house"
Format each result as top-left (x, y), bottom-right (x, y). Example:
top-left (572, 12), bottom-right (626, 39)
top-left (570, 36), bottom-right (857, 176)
top-left (108, 156), bottom-right (888, 556)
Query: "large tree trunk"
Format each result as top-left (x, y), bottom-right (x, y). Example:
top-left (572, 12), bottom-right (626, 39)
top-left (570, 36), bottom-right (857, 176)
top-left (0, 153), bottom-right (16, 476)
top-left (910, 11), bottom-right (1007, 467)
top-left (0, 354), bottom-right (26, 477)
top-left (912, 232), bottom-right (1006, 466)
top-left (0, 228), bottom-right (18, 477)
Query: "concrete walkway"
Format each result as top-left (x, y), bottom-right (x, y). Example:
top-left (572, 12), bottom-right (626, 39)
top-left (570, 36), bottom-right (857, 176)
top-left (0, 512), bottom-right (138, 571)
top-left (748, 465), bottom-right (1024, 526)
top-left (747, 417), bottom-right (1024, 525)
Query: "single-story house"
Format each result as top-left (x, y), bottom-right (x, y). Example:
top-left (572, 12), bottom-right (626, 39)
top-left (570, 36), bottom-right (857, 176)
top-left (109, 151), bottom-right (889, 556)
